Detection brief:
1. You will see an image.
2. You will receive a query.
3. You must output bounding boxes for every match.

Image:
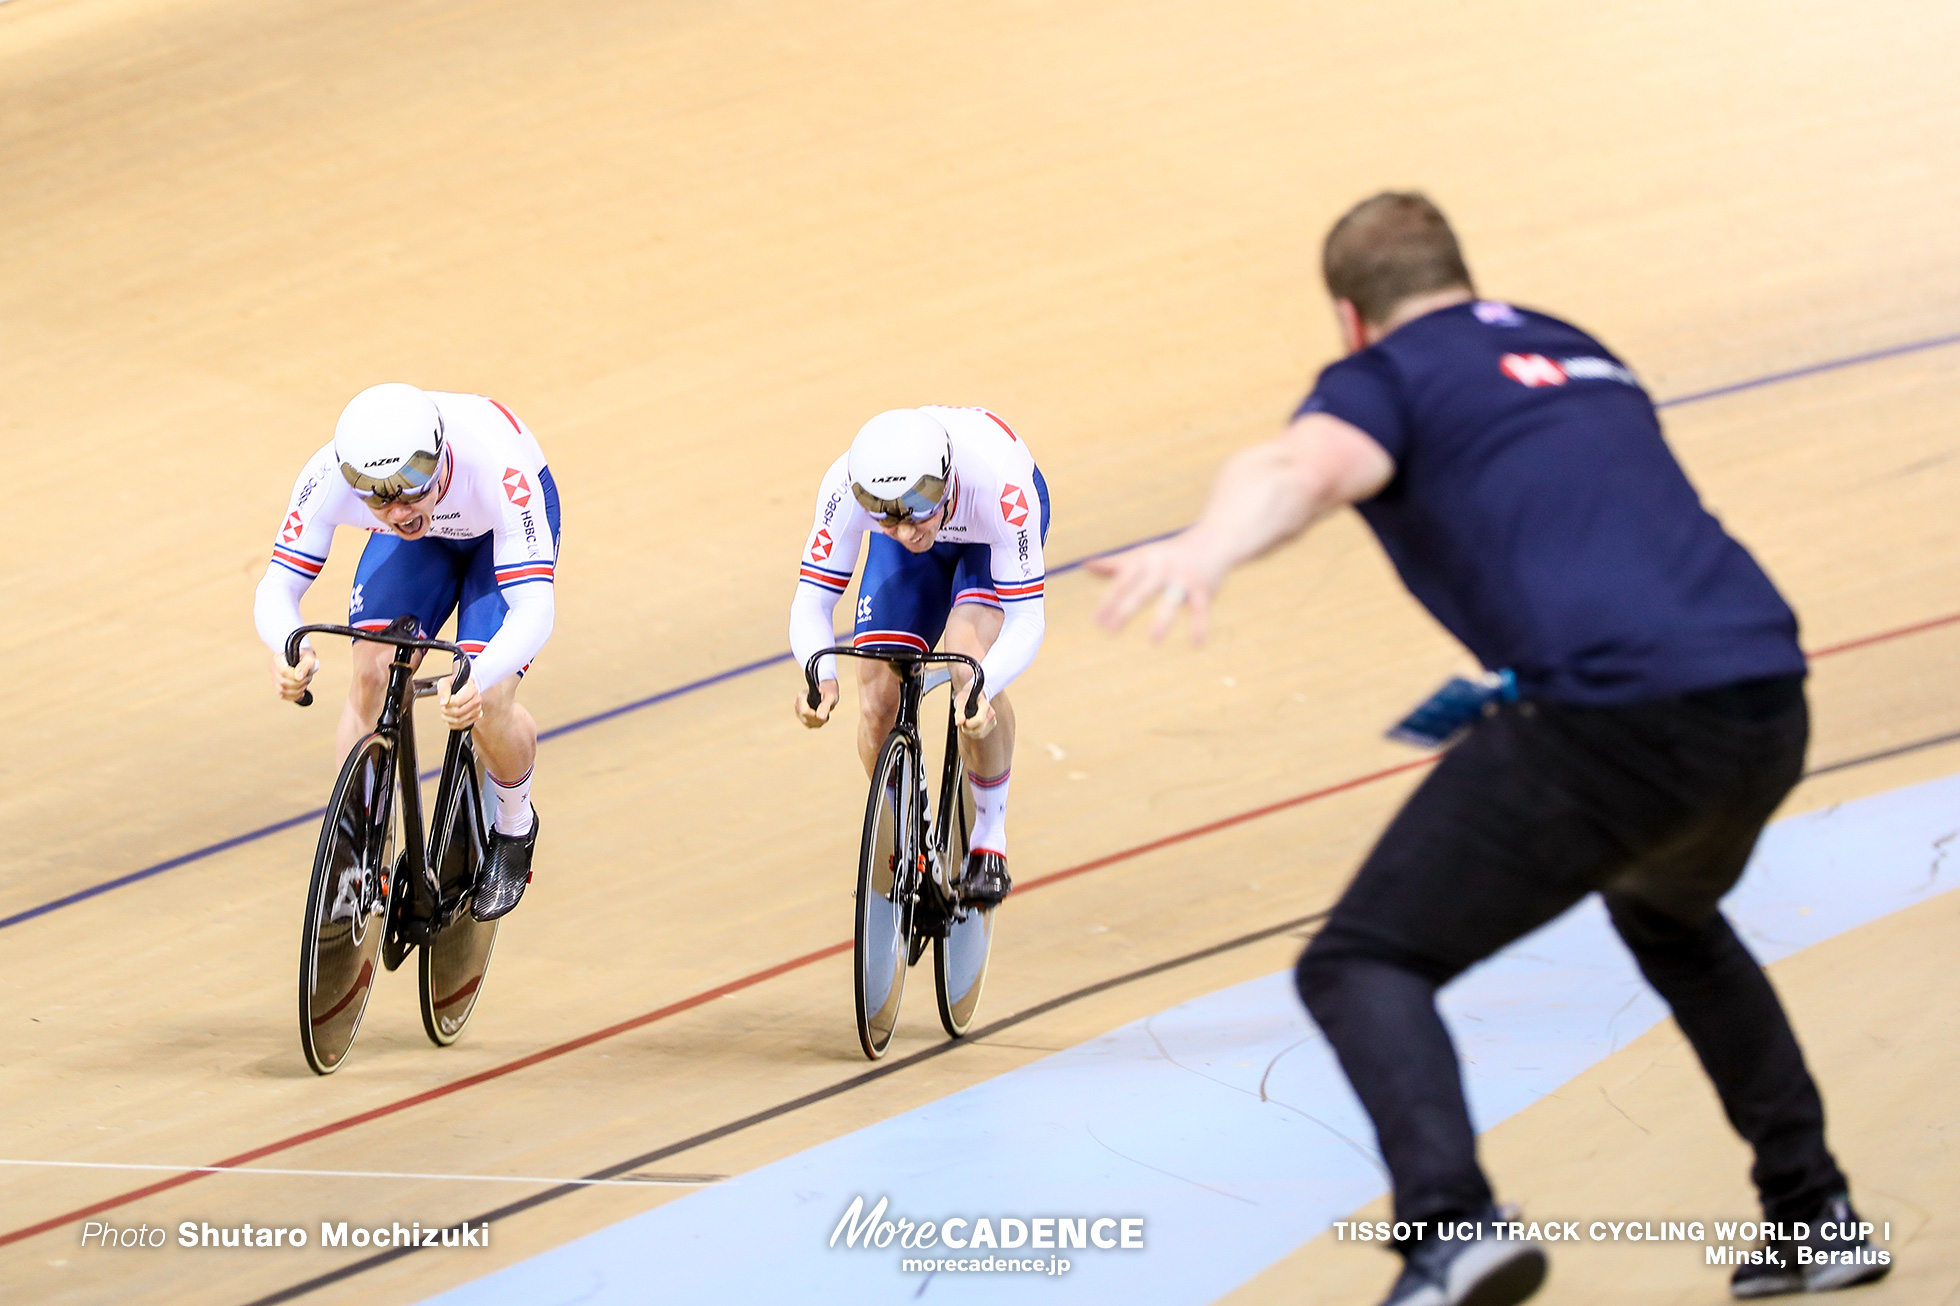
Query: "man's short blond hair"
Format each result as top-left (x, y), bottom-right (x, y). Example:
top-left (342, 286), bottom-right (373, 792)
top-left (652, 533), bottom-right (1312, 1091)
top-left (1323, 192), bottom-right (1475, 326)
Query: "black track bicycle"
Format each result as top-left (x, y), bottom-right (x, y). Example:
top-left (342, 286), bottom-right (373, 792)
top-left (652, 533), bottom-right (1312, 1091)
top-left (806, 646), bottom-right (996, 1059)
top-left (285, 617), bottom-right (500, 1075)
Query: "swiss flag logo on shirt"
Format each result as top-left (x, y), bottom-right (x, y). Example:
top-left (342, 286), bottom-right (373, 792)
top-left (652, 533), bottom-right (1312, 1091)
top-left (503, 468), bottom-right (532, 507)
top-left (999, 484), bottom-right (1029, 527)
top-left (809, 529), bottom-right (833, 562)
top-left (1500, 354), bottom-right (1568, 388)
top-left (280, 511), bottom-right (304, 545)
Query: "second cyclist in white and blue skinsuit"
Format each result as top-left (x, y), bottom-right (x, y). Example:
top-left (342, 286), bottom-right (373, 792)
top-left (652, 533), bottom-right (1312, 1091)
top-left (790, 406), bottom-right (1050, 904)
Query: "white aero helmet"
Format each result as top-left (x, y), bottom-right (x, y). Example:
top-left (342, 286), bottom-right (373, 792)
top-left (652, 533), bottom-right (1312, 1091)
top-left (335, 383), bottom-right (446, 505)
top-left (847, 409), bottom-right (952, 521)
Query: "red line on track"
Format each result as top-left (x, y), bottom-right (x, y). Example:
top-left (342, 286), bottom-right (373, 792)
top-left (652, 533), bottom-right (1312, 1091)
top-left (5, 607), bottom-right (1953, 1246)
top-left (1807, 609), bottom-right (1960, 660)
top-left (0, 762), bottom-right (1435, 1247)
top-left (0, 942), bottom-right (850, 1247)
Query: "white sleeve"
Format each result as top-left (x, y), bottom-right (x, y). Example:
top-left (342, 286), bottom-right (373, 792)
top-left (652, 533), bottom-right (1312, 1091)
top-left (256, 450), bottom-right (341, 656)
top-left (790, 584), bottom-right (847, 686)
top-left (254, 565), bottom-right (314, 659)
top-left (977, 470), bottom-right (1047, 695)
top-left (470, 581), bottom-right (554, 691)
top-left (978, 595), bottom-right (1044, 695)
top-left (789, 456), bottom-right (869, 685)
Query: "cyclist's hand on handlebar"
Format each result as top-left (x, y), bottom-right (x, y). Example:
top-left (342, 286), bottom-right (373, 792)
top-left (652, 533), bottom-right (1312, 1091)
top-left (796, 679), bottom-right (840, 729)
top-left (439, 674), bottom-right (484, 731)
top-left (958, 686), bottom-right (999, 739)
top-left (272, 647), bottom-right (318, 703)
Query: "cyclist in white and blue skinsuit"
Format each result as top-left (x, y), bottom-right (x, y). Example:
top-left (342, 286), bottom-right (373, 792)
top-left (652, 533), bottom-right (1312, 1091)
top-left (253, 383), bottom-right (560, 922)
top-left (790, 406), bottom-right (1050, 905)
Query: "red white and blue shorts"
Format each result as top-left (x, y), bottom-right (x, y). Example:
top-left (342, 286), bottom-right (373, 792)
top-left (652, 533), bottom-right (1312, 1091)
top-left (349, 467), bottom-right (561, 669)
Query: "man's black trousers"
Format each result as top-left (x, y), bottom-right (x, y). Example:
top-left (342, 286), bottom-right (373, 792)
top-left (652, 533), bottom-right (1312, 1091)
top-left (1295, 678), bottom-right (1845, 1234)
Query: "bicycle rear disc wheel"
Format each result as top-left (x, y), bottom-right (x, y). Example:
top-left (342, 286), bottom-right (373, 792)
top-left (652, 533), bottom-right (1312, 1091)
top-left (934, 774), bottom-right (993, 1037)
top-left (420, 737), bottom-right (499, 1046)
top-left (299, 733), bottom-right (398, 1075)
top-left (855, 734), bottom-right (917, 1059)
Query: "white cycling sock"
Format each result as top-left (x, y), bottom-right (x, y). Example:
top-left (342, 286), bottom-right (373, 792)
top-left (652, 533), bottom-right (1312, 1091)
top-left (968, 767), bottom-right (1010, 855)
top-left (488, 765), bottom-right (534, 837)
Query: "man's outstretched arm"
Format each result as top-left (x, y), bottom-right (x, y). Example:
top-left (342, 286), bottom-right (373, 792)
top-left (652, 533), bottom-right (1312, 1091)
top-left (1091, 412), bottom-right (1394, 641)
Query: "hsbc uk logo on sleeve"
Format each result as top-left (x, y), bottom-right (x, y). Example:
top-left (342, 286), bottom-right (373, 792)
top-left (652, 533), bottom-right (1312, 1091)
top-left (502, 468), bottom-right (532, 507)
top-left (999, 485), bottom-right (1029, 527)
top-left (1500, 354), bottom-right (1638, 389)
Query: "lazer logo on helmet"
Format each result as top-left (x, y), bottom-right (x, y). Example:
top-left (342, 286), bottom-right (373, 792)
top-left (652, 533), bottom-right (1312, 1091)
top-left (362, 458), bottom-right (398, 468)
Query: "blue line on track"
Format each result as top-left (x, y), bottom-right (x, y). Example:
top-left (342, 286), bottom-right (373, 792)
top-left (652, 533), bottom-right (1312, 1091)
top-left (7, 331), bottom-right (1956, 933)
top-left (1654, 330), bottom-right (1960, 410)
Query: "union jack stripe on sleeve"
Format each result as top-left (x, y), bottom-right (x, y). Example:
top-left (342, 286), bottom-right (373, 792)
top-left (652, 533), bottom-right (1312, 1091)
top-left (994, 575), bottom-right (1044, 602)
top-left (495, 559), bottom-right (556, 588)
top-left (798, 562), bottom-right (852, 594)
top-left (271, 544), bottom-right (326, 580)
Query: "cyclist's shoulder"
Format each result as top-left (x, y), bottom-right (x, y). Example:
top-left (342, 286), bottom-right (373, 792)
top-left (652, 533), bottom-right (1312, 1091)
top-left (430, 392), bottom-right (547, 466)
top-left (817, 448), bottom-right (852, 487)
top-left (285, 439), bottom-right (352, 513)
top-left (931, 405), bottom-right (1032, 484)
top-left (927, 404), bottom-right (1028, 447)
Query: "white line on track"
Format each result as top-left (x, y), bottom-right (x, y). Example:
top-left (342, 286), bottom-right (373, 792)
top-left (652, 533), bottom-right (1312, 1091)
top-left (0, 1158), bottom-right (720, 1187)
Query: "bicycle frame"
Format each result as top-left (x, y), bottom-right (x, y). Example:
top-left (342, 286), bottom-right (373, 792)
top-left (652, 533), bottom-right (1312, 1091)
top-left (286, 616), bottom-right (478, 928)
top-left (806, 645), bottom-right (984, 900)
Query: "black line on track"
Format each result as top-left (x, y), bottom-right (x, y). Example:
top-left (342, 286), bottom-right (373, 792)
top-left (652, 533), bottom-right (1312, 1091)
top-left (236, 723), bottom-right (1960, 1304)
top-left (1800, 728), bottom-right (1960, 779)
top-left (239, 909), bottom-right (1330, 1305)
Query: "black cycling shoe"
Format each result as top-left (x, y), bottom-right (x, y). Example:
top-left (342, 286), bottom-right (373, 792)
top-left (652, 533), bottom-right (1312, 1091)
top-left (1730, 1191), bottom-right (1891, 1298)
top-left (959, 851), bottom-right (1012, 906)
top-left (471, 809), bottom-right (538, 922)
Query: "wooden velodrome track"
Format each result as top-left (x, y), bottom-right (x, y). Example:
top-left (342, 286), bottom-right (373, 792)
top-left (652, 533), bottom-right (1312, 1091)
top-left (2, 0), bottom-right (1957, 1301)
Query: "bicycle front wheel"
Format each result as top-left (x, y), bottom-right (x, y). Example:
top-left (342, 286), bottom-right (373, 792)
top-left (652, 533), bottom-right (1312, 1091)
top-left (299, 733), bottom-right (398, 1075)
top-left (855, 733), bottom-right (917, 1059)
top-left (420, 735), bottom-right (499, 1046)
top-left (934, 770), bottom-right (993, 1037)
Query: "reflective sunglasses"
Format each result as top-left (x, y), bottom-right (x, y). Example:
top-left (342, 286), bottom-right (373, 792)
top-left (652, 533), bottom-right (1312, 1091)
top-left (341, 447), bottom-right (444, 509)
top-left (851, 473), bottom-right (947, 523)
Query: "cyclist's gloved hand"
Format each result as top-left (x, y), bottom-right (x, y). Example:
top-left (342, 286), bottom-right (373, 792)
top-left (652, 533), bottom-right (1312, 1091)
top-left (439, 675), bottom-right (484, 731)
top-left (958, 686), bottom-right (998, 739)
top-left (796, 679), bottom-right (840, 729)
top-left (272, 647), bottom-right (318, 703)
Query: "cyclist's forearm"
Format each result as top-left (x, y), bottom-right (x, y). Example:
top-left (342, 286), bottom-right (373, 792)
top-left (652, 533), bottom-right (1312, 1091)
top-left (254, 565), bottom-right (312, 656)
top-left (976, 598), bottom-right (1044, 697)
top-left (790, 582), bottom-right (846, 683)
top-left (471, 583), bottom-right (555, 690)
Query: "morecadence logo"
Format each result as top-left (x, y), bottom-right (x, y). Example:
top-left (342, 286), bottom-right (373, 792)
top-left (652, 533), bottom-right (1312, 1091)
top-left (830, 1195), bottom-right (1144, 1276)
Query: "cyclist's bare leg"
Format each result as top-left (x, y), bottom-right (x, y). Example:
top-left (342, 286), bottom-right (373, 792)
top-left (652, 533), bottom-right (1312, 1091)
top-left (856, 657), bottom-right (903, 777)
top-left (339, 639), bottom-right (425, 761)
top-left (339, 641), bottom-right (531, 788)
top-left (471, 676), bottom-right (537, 796)
top-left (943, 604), bottom-right (1014, 782)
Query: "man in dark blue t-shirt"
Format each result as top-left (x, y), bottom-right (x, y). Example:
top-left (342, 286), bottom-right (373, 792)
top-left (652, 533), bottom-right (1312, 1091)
top-left (1094, 193), bottom-right (1884, 1306)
